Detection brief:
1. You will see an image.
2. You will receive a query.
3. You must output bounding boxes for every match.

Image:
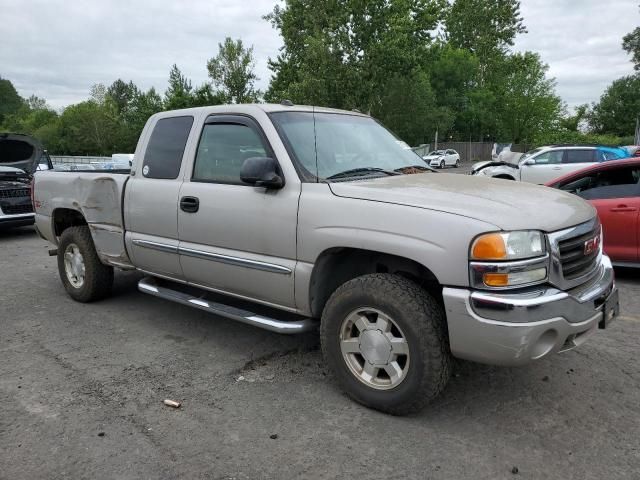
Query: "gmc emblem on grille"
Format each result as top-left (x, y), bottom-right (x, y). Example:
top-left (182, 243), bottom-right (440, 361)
top-left (584, 235), bottom-right (600, 255)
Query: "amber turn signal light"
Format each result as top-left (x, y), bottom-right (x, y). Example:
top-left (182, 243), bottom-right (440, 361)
top-left (471, 233), bottom-right (507, 260)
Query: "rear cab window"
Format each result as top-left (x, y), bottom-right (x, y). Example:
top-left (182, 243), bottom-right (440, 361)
top-left (142, 116), bottom-right (194, 179)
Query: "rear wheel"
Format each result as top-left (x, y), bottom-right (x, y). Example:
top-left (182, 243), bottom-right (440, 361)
top-left (57, 226), bottom-right (114, 302)
top-left (320, 274), bottom-right (451, 415)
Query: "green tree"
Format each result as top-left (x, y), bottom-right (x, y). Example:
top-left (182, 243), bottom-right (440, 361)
top-left (90, 83), bottom-right (107, 104)
top-left (57, 100), bottom-right (120, 155)
top-left (264, 0), bottom-right (446, 139)
top-left (106, 79), bottom-right (140, 115)
top-left (374, 71), bottom-right (448, 146)
top-left (622, 6), bottom-right (640, 70)
top-left (191, 83), bottom-right (226, 107)
top-left (164, 64), bottom-right (194, 109)
top-left (207, 37), bottom-right (260, 103)
top-left (445, 0), bottom-right (526, 83)
top-left (558, 104), bottom-right (589, 132)
top-left (493, 52), bottom-right (562, 143)
top-left (589, 75), bottom-right (640, 136)
top-left (0, 76), bottom-right (24, 125)
top-left (25, 95), bottom-right (47, 111)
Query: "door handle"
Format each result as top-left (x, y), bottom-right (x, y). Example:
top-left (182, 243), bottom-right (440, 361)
top-left (610, 205), bottom-right (638, 212)
top-left (180, 196), bottom-right (199, 213)
top-left (552, 166), bottom-right (562, 170)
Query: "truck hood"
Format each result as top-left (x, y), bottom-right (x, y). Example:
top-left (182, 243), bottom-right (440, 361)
top-left (0, 134), bottom-right (42, 175)
top-left (328, 173), bottom-right (595, 232)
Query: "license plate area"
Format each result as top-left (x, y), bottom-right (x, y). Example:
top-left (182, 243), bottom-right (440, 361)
top-left (599, 288), bottom-right (619, 329)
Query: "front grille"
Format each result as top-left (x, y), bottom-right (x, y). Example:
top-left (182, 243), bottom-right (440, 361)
top-left (0, 188), bottom-right (30, 198)
top-left (1, 203), bottom-right (33, 215)
top-left (558, 223), bottom-right (600, 280)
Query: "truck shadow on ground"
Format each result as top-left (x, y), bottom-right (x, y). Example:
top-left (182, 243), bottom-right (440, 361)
top-left (0, 225), bottom-right (37, 242)
top-left (104, 270), bottom-right (604, 423)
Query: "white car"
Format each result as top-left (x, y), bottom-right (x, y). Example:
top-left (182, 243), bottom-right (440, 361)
top-left (422, 149), bottom-right (460, 169)
top-left (471, 145), bottom-right (629, 184)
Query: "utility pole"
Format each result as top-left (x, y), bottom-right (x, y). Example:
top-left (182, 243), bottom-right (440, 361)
top-left (434, 128), bottom-right (438, 151)
top-left (635, 116), bottom-right (640, 145)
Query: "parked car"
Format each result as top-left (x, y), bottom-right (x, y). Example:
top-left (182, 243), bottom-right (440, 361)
top-left (0, 133), bottom-right (52, 228)
top-left (471, 145), bottom-right (629, 184)
top-left (546, 157), bottom-right (640, 267)
top-left (33, 104), bottom-right (618, 414)
top-left (422, 149), bottom-right (460, 168)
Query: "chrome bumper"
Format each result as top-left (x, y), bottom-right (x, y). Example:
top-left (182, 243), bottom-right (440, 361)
top-left (443, 255), bottom-right (617, 366)
top-left (0, 212), bottom-right (35, 228)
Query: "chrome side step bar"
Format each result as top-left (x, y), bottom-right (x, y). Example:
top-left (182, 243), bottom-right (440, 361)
top-left (138, 277), bottom-right (318, 334)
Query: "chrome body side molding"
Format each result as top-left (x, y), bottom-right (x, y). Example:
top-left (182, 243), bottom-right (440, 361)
top-left (132, 239), bottom-right (292, 275)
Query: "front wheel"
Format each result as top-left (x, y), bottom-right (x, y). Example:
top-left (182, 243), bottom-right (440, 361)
top-left (57, 226), bottom-right (114, 302)
top-left (439, 160), bottom-right (445, 169)
top-left (455, 159), bottom-right (460, 168)
top-left (320, 274), bottom-right (451, 415)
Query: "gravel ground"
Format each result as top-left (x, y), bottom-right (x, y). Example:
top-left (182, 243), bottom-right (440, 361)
top-left (1, 223), bottom-right (639, 480)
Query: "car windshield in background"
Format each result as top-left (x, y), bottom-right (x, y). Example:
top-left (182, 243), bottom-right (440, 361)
top-left (428, 150), bottom-right (445, 156)
top-left (518, 147), bottom-right (544, 163)
top-left (270, 111), bottom-right (427, 180)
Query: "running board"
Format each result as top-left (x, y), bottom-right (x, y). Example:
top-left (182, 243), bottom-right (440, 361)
top-left (137, 277), bottom-right (318, 334)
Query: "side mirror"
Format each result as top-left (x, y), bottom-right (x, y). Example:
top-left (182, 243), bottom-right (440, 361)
top-left (240, 157), bottom-right (284, 189)
top-left (523, 158), bottom-right (535, 166)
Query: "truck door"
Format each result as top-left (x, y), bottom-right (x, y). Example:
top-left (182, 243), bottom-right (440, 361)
top-left (177, 114), bottom-right (299, 309)
top-left (124, 115), bottom-right (195, 279)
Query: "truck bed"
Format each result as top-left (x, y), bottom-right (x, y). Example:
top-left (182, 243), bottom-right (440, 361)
top-left (34, 170), bottom-right (133, 268)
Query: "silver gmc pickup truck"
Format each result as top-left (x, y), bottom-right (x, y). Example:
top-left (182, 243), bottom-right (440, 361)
top-left (34, 104), bottom-right (619, 414)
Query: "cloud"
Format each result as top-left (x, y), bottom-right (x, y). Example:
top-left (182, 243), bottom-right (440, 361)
top-left (0, 0), bottom-right (282, 109)
top-left (1, 0), bottom-right (637, 110)
top-left (513, 0), bottom-right (638, 108)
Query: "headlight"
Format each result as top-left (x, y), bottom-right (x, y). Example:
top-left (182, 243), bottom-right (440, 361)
top-left (471, 231), bottom-right (545, 261)
top-left (470, 231), bottom-right (548, 289)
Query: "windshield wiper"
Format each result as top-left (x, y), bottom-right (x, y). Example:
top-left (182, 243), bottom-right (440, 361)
top-left (326, 167), bottom-right (400, 180)
top-left (394, 165), bottom-right (435, 173)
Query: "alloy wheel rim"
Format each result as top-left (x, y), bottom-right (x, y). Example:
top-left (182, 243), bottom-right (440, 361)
top-left (64, 243), bottom-right (86, 288)
top-left (339, 307), bottom-right (410, 390)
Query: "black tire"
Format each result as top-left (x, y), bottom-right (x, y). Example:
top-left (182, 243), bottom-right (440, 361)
top-left (57, 226), bottom-right (114, 302)
top-left (320, 274), bottom-right (451, 415)
top-left (439, 160), bottom-right (445, 169)
top-left (455, 159), bottom-right (460, 168)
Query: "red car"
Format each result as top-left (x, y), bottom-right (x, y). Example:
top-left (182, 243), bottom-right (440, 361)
top-left (546, 157), bottom-right (640, 266)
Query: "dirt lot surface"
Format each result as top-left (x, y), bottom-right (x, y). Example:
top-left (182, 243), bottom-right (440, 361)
top-left (1, 226), bottom-right (639, 480)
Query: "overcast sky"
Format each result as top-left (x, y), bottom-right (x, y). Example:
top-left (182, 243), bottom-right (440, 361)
top-left (1, 0), bottom-right (638, 111)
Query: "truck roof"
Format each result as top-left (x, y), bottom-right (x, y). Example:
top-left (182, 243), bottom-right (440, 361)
top-left (150, 103), bottom-right (369, 119)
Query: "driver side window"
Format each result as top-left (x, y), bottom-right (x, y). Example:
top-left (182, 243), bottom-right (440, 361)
top-left (532, 150), bottom-right (563, 165)
top-left (192, 122), bottom-right (268, 185)
top-left (560, 166), bottom-right (640, 199)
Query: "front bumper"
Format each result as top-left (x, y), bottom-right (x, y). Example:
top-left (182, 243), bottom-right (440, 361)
top-left (0, 213), bottom-right (35, 228)
top-left (443, 255), bottom-right (618, 366)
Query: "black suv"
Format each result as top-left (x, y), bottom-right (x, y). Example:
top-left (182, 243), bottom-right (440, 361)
top-left (0, 133), bottom-right (52, 228)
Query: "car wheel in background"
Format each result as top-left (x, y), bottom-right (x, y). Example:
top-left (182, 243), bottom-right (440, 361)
top-left (455, 159), bottom-right (460, 168)
top-left (440, 160), bottom-right (445, 169)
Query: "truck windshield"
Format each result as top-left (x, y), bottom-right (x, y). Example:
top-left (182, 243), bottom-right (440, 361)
top-left (270, 111), bottom-right (429, 181)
